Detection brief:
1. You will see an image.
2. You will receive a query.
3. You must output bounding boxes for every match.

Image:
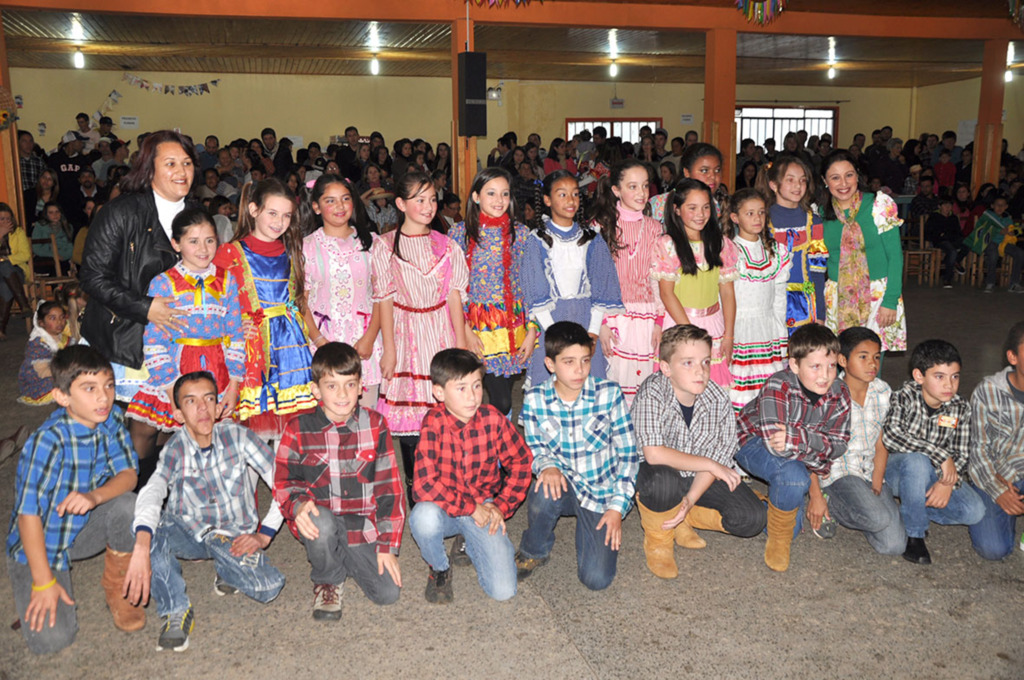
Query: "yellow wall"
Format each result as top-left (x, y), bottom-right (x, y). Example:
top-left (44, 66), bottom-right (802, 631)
top-left (913, 76), bottom-right (1024, 150)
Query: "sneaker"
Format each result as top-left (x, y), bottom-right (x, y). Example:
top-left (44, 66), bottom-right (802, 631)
top-left (954, 264), bottom-right (966, 276)
top-left (942, 282), bottom-right (953, 289)
top-left (312, 583), bottom-right (343, 621)
top-left (213, 574), bottom-right (238, 596)
top-left (984, 283), bottom-right (995, 293)
top-left (424, 567), bottom-right (453, 604)
top-left (157, 606), bottom-right (195, 652)
top-left (812, 517), bottom-right (837, 539)
top-left (450, 535), bottom-right (472, 567)
top-left (1009, 283), bottom-right (1024, 293)
top-left (515, 551), bottom-right (549, 581)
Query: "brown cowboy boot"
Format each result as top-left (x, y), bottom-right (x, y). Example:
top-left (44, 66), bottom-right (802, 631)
top-left (101, 547), bottom-right (146, 631)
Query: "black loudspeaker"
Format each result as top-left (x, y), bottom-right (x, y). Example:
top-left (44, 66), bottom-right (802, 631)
top-left (458, 51), bottom-right (487, 138)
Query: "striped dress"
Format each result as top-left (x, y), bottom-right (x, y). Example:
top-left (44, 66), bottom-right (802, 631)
top-left (730, 236), bottom-right (792, 411)
top-left (602, 205), bottom-right (665, 405)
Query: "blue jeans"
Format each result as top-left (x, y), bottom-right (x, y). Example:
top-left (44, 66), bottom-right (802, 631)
top-left (408, 501), bottom-right (517, 601)
top-left (301, 510), bottom-right (399, 604)
top-left (968, 479), bottom-right (1024, 561)
top-left (150, 515), bottom-right (285, 617)
top-left (824, 476), bottom-right (906, 555)
top-left (517, 484), bottom-right (618, 591)
top-left (884, 453), bottom-right (986, 539)
top-left (735, 438), bottom-right (811, 535)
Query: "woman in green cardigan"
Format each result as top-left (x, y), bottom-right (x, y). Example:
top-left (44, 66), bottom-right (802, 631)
top-left (820, 150), bottom-right (906, 352)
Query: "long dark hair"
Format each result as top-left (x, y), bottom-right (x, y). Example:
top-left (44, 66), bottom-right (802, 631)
top-left (589, 158), bottom-right (648, 255)
top-left (725, 188), bottom-right (775, 256)
top-left (392, 170), bottom-right (437, 260)
top-left (665, 178), bottom-right (723, 276)
top-left (821, 149), bottom-right (867, 221)
top-left (234, 178), bottom-right (306, 303)
top-left (465, 167), bottom-right (515, 246)
top-left (299, 174), bottom-right (373, 250)
top-left (533, 170), bottom-right (595, 248)
top-left (121, 130), bottom-right (198, 194)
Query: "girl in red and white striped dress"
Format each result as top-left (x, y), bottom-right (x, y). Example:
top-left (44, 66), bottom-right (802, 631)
top-left (591, 159), bottom-right (665, 405)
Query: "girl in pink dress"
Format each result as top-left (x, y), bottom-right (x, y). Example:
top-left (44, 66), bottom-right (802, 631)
top-left (590, 159), bottom-right (665, 405)
top-left (652, 178), bottom-right (738, 389)
top-left (371, 170), bottom-right (468, 496)
top-left (301, 174), bottom-right (383, 407)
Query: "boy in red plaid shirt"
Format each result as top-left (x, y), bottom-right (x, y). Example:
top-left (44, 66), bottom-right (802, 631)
top-left (408, 349), bottom-right (532, 604)
top-left (274, 343), bottom-right (405, 621)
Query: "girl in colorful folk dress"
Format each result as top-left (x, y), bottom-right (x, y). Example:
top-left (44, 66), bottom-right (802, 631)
top-left (214, 178), bottom-right (317, 439)
top-left (725, 189), bottom-right (792, 410)
top-left (448, 167), bottom-right (534, 417)
top-left (371, 170), bottom-right (469, 495)
top-left (757, 155), bottom-right (828, 334)
top-left (522, 170), bottom-right (623, 389)
top-left (590, 159), bottom-right (665, 405)
top-left (652, 178), bottom-right (738, 389)
top-left (17, 301), bottom-right (71, 405)
top-left (301, 174), bottom-right (383, 408)
top-left (128, 208), bottom-right (245, 430)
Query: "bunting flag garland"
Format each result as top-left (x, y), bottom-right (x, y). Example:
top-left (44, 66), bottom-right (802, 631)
top-left (121, 72), bottom-right (222, 97)
top-left (468, 0), bottom-right (541, 7)
top-left (736, 0), bottom-right (786, 25)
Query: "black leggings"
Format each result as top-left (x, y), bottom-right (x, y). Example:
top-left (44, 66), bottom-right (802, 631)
top-left (635, 462), bottom-right (766, 537)
top-left (483, 373), bottom-right (516, 416)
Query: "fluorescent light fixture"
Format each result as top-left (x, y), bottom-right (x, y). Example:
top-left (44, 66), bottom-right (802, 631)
top-left (609, 28), bottom-right (618, 59)
top-left (828, 66), bottom-right (836, 79)
top-left (609, 61), bottom-right (618, 78)
top-left (370, 57), bottom-right (380, 75)
top-left (70, 14), bottom-right (85, 42)
top-left (1006, 70), bottom-right (1014, 83)
top-left (73, 49), bottom-right (85, 69)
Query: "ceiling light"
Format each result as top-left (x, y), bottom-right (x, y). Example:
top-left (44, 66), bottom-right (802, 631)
top-left (609, 28), bottom-right (618, 60)
top-left (1006, 70), bottom-right (1014, 83)
top-left (827, 36), bottom-right (836, 65)
top-left (1008, 43), bottom-right (1015, 67)
top-left (369, 21), bottom-right (380, 51)
top-left (70, 14), bottom-right (84, 42)
top-left (370, 56), bottom-right (380, 75)
top-left (827, 66), bottom-right (836, 79)
top-left (609, 61), bottom-right (618, 78)
top-left (73, 49), bottom-right (85, 69)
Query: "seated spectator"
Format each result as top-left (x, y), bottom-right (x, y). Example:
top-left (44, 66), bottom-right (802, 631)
top-left (925, 196), bottom-right (969, 287)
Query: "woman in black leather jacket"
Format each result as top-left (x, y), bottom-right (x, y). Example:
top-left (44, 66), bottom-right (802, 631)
top-left (80, 129), bottom-right (196, 472)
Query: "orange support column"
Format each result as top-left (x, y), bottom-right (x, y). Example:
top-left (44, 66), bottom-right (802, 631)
top-left (0, 11), bottom-right (23, 219)
top-left (972, 38), bottom-right (1008, 191)
top-left (703, 28), bottom-right (737, 185)
top-left (451, 17), bottom-right (477, 204)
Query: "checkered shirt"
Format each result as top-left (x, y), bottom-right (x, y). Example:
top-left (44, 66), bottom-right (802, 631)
top-left (882, 380), bottom-right (971, 488)
top-left (821, 378), bottom-right (891, 487)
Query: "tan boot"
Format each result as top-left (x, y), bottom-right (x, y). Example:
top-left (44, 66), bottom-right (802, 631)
top-left (764, 503), bottom-right (799, 572)
top-left (687, 506), bottom-right (726, 533)
top-left (673, 515), bottom-right (706, 549)
top-left (101, 548), bottom-right (146, 632)
top-left (637, 500), bottom-right (679, 579)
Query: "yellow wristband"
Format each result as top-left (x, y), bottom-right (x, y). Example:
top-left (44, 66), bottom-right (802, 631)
top-left (31, 577), bottom-right (57, 592)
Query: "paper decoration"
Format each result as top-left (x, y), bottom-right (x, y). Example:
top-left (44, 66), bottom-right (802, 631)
top-left (121, 72), bottom-right (221, 96)
top-left (0, 87), bottom-right (16, 132)
top-left (736, 0), bottom-right (786, 25)
top-left (468, 0), bottom-right (541, 7)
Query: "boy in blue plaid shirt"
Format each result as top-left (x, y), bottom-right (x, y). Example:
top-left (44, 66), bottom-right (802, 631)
top-left (6, 346), bottom-right (143, 655)
top-left (515, 321), bottom-right (639, 590)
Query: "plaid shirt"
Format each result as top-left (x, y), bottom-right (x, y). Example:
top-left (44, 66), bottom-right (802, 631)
top-left (631, 372), bottom-right (737, 475)
top-left (20, 154), bottom-right (47, 192)
top-left (133, 420), bottom-right (283, 540)
top-left (969, 368), bottom-right (1024, 502)
top-left (7, 408), bottom-right (137, 570)
top-left (523, 376), bottom-right (639, 517)
top-left (413, 403), bottom-right (532, 519)
top-left (737, 369), bottom-right (851, 475)
top-left (274, 406), bottom-right (405, 554)
top-left (882, 380), bottom-right (971, 488)
top-left (821, 379), bottom-right (891, 487)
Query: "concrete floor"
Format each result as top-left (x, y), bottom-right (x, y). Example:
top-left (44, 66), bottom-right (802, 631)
top-left (0, 281), bottom-right (1022, 680)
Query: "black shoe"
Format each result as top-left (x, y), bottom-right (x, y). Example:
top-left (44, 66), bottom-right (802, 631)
top-left (954, 264), bottom-right (966, 276)
top-left (450, 535), bottom-right (472, 567)
top-left (902, 537), bottom-right (932, 565)
top-left (515, 551), bottom-right (549, 581)
top-left (424, 567), bottom-right (453, 604)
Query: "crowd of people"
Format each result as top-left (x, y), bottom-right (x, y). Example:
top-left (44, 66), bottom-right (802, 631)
top-left (2, 118), bottom-right (1023, 657)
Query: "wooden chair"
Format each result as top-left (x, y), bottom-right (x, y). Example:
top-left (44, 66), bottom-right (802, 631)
top-left (956, 250), bottom-right (984, 287)
top-left (998, 252), bottom-right (1016, 288)
top-left (903, 216), bottom-right (941, 286)
top-left (29, 233), bottom-right (77, 302)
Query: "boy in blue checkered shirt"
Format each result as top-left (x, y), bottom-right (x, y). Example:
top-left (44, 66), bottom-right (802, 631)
top-left (515, 321), bottom-right (639, 590)
top-left (6, 346), bottom-right (143, 655)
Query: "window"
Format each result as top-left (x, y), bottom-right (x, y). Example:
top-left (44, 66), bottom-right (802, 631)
top-left (566, 118), bottom-right (663, 145)
top-left (734, 107), bottom-right (838, 152)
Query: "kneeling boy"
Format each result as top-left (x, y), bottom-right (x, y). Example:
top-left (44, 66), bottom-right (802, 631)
top-left (408, 349), bottom-right (532, 603)
top-left (275, 343), bottom-right (404, 620)
top-left (516, 321), bottom-right (639, 590)
top-left (7, 346), bottom-right (143, 654)
top-left (633, 325), bottom-right (766, 579)
top-left (735, 324), bottom-right (851, 572)
top-left (123, 371), bottom-right (285, 652)
top-left (882, 340), bottom-right (985, 564)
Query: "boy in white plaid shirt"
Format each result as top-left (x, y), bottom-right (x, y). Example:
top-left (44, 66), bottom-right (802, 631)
top-left (515, 321), bottom-right (639, 590)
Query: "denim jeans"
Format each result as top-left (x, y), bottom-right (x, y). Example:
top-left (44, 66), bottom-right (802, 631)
top-left (735, 436), bottom-right (811, 523)
top-left (824, 476), bottom-right (907, 555)
top-left (934, 240), bottom-right (968, 284)
top-left (8, 493), bottom-right (136, 655)
top-left (150, 515), bottom-right (285, 617)
top-left (884, 452), bottom-right (986, 539)
top-left (968, 479), bottom-right (1024, 561)
top-left (408, 501), bottom-right (517, 601)
top-left (300, 510), bottom-right (399, 604)
top-left (517, 484), bottom-right (618, 591)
